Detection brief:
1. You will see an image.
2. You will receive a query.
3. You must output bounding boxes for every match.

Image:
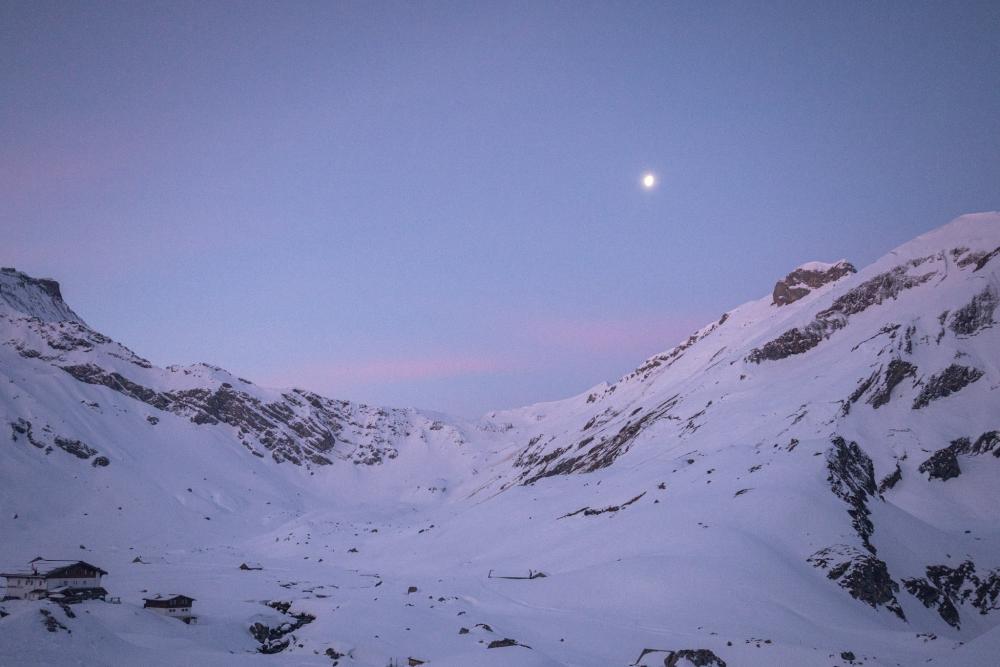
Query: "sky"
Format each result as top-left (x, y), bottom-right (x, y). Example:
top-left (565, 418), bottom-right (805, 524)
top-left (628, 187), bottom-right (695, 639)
top-left (2, 1), bottom-right (999, 416)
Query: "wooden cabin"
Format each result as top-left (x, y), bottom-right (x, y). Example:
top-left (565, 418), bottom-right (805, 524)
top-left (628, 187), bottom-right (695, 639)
top-left (143, 594), bottom-right (196, 622)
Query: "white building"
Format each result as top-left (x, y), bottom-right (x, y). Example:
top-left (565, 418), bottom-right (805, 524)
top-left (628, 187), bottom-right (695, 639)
top-left (1, 558), bottom-right (108, 600)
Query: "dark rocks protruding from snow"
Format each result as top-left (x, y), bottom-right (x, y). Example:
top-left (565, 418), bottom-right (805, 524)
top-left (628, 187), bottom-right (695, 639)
top-left (825, 437), bottom-right (878, 551)
top-left (917, 432), bottom-right (1000, 481)
top-left (772, 261), bottom-right (856, 307)
top-left (877, 464), bottom-right (902, 493)
top-left (958, 431), bottom-right (1000, 457)
top-left (559, 492), bottom-right (645, 518)
top-left (903, 560), bottom-right (1000, 628)
top-left (949, 287), bottom-right (997, 336)
top-left (57, 363), bottom-right (413, 468)
top-left (53, 436), bottom-right (97, 460)
top-left (249, 601), bottom-right (316, 654)
top-left (632, 647), bottom-right (727, 667)
top-left (663, 649), bottom-right (727, 667)
top-left (867, 359), bottom-right (917, 409)
top-left (749, 258), bottom-right (937, 363)
top-left (912, 365), bottom-right (984, 409)
top-left (903, 577), bottom-right (961, 628)
top-left (918, 447), bottom-right (961, 481)
top-left (515, 394), bottom-right (682, 484)
top-left (973, 246), bottom-right (1000, 271)
top-left (10, 418), bottom-right (107, 465)
top-left (808, 545), bottom-right (905, 619)
top-left (813, 438), bottom-right (907, 618)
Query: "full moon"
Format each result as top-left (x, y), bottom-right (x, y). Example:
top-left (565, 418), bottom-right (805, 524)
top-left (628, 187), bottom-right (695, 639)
top-left (642, 172), bottom-right (656, 189)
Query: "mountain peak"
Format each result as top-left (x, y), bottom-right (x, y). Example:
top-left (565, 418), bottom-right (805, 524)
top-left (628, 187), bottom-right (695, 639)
top-left (771, 259), bottom-right (856, 307)
top-left (0, 267), bottom-right (84, 323)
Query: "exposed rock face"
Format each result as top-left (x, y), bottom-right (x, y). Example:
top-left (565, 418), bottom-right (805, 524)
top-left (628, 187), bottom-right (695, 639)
top-left (867, 359), bottom-right (918, 409)
top-left (903, 576), bottom-right (960, 627)
top-left (903, 561), bottom-right (1000, 628)
top-left (949, 286), bottom-right (997, 336)
top-left (514, 394), bottom-right (682, 484)
top-left (633, 648), bottom-right (727, 667)
top-left (810, 438), bottom-right (907, 618)
top-left (825, 437), bottom-right (878, 550)
top-left (57, 363), bottom-right (411, 467)
top-left (956, 431), bottom-right (1000, 456)
top-left (912, 364), bottom-right (984, 409)
top-left (749, 258), bottom-right (937, 363)
top-left (772, 261), bottom-right (856, 307)
top-left (10, 418), bottom-right (108, 466)
top-left (663, 648), bottom-right (727, 667)
top-left (0, 267), bottom-right (83, 323)
top-left (808, 545), bottom-right (905, 619)
top-left (972, 246), bottom-right (1000, 271)
top-left (53, 436), bottom-right (98, 460)
top-left (918, 447), bottom-right (961, 481)
top-left (249, 601), bottom-right (316, 654)
top-left (878, 464), bottom-right (902, 493)
top-left (625, 313), bottom-right (729, 382)
top-left (917, 431), bottom-right (1000, 482)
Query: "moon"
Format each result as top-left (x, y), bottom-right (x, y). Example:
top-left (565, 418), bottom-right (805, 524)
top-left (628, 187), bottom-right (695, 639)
top-left (642, 172), bottom-right (656, 189)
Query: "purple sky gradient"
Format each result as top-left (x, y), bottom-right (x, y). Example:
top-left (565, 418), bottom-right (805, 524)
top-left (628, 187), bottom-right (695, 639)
top-left (3, 2), bottom-right (999, 415)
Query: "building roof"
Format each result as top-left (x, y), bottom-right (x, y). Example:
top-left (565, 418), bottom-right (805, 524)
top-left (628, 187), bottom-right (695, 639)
top-left (143, 594), bottom-right (196, 605)
top-left (2, 559), bottom-right (108, 578)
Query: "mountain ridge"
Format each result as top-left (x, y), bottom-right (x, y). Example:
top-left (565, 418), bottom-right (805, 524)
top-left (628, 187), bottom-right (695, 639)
top-left (1, 212), bottom-right (999, 666)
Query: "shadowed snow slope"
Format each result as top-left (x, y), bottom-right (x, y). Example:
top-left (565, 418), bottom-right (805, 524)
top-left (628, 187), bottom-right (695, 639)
top-left (1, 213), bottom-right (999, 666)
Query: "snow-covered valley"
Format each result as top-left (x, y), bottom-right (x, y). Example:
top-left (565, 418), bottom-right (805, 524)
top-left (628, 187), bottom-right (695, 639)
top-left (2, 213), bottom-right (1000, 666)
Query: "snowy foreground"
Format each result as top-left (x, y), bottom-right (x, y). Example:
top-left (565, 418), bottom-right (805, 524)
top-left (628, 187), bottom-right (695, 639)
top-left (2, 214), bottom-right (1000, 666)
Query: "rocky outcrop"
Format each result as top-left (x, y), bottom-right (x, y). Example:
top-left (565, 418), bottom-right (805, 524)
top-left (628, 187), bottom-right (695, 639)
top-left (949, 287), bottom-right (997, 336)
top-left (810, 439), bottom-right (907, 618)
top-left (903, 561), bottom-right (1000, 628)
top-left (0, 267), bottom-right (83, 323)
top-left (514, 394), bottom-right (682, 484)
top-left (625, 314), bottom-right (730, 382)
top-left (663, 649), bottom-right (727, 667)
top-left (53, 436), bottom-right (98, 460)
top-left (808, 545), bottom-right (905, 619)
top-left (972, 246), bottom-right (1000, 271)
top-left (749, 258), bottom-right (937, 363)
top-left (249, 601), bottom-right (316, 654)
top-left (57, 363), bottom-right (410, 468)
top-left (559, 492), bottom-right (645, 518)
top-left (917, 431), bottom-right (1000, 481)
top-left (867, 359), bottom-right (917, 408)
top-left (772, 261), bottom-right (856, 307)
top-left (918, 447), bottom-right (961, 481)
top-left (878, 463), bottom-right (902, 493)
top-left (632, 648), bottom-right (727, 667)
top-left (10, 418), bottom-right (108, 466)
top-left (826, 437), bottom-right (878, 551)
top-left (912, 365), bottom-right (984, 409)
top-left (956, 431), bottom-right (1000, 456)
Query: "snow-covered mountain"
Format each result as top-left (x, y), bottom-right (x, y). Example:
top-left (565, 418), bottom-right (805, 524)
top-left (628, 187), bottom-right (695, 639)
top-left (1, 213), bottom-right (999, 666)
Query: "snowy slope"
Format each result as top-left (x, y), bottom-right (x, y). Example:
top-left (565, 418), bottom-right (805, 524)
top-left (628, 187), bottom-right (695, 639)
top-left (1, 213), bottom-right (999, 666)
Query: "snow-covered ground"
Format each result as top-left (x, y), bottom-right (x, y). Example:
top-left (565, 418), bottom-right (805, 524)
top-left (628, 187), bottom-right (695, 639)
top-left (1, 213), bottom-right (999, 666)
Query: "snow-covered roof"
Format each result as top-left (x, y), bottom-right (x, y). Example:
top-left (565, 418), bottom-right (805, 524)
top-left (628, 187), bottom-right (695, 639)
top-left (0, 559), bottom-right (109, 578)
